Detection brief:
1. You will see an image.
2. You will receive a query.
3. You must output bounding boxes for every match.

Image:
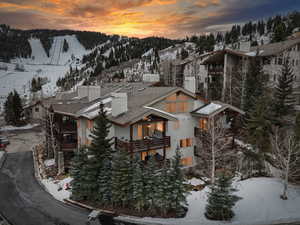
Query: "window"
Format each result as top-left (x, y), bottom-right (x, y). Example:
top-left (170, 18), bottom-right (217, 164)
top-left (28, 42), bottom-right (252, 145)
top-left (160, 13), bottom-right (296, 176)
top-left (166, 102), bottom-right (177, 113)
top-left (35, 107), bottom-right (39, 112)
top-left (87, 120), bottom-right (93, 129)
top-left (277, 58), bottom-right (283, 65)
top-left (180, 138), bottom-right (192, 148)
top-left (181, 157), bottom-right (193, 166)
top-left (199, 118), bottom-right (208, 130)
top-left (77, 121), bottom-right (80, 128)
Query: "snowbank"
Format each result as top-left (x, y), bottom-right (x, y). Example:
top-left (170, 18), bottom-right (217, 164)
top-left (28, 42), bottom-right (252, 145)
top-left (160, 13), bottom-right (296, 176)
top-left (41, 177), bottom-right (73, 201)
top-left (44, 158), bottom-right (55, 167)
top-left (0, 123), bottom-right (39, 131)
top-left (118, 178), bottom-right (300, 225)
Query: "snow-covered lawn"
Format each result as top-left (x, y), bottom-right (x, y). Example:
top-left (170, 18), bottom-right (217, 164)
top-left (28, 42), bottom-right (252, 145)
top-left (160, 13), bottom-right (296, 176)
top-left (0, 123), bottom-right (39, 131)
top-left (41, 176), bottom-right (73, 202)
top-left (118, 178), bottom-right (300, 225)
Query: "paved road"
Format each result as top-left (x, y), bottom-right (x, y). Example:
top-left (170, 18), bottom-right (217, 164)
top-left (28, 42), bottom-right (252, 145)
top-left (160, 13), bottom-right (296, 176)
top-left (0, 152), bottom-right (99, 225)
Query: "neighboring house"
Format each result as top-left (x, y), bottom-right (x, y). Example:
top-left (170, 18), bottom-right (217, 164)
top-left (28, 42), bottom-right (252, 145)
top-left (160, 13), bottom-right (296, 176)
top-left (45, 81), bottom-right (243, 171)
top-left (164, 38), bottom-right (300, 103)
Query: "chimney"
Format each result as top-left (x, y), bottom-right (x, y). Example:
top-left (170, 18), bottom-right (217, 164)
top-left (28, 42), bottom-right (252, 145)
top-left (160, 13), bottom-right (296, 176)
top-left (77, 86), bottom-right (101, 101)
top-left (239, 41), bottom-right (251, 52)
top-left (184, 77), bottom-right (196, 93)
top-left (111, 93), bottom-right (128, 117)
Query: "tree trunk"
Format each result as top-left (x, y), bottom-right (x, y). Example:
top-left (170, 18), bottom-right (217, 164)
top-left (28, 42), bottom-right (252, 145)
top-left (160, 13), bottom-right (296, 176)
top-left (211, 117), bottom-right (215, 184)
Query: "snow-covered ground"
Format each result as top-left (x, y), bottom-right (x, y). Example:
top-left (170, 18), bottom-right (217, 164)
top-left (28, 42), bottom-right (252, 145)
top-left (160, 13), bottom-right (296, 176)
top-left (41, 176), bottom-right (72, 201)
top-left (0, 123), bottom-right (39, 131)
top-left (118, 178), bottom-right (300, 225)
top-left (0, 35), bottom-right (89, 111)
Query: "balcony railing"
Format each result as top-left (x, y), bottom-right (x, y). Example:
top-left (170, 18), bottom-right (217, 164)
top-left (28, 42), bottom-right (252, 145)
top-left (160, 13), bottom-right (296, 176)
top-left (115, 136), bottom-right (171, 152)
top-left (61, 142), bottom-right (77, 151)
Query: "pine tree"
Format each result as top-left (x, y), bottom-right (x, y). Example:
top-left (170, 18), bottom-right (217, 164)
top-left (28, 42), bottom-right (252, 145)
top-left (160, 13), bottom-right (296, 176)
top-left (85, 103), bottom-right (113, 200)
top-left (243, 56), bottom-right (267, 115)
top-left (205, 173), bottom-right (241, 220)
top-left (272, 59), bottom-right (295, 123)
top-left (169, 147), bottom-right (188, 216)
top-left (155, 162), bottom-right (172, 216)
top-left (111, 149), bottom-right (132, 207)
top-left (4, 90), bottom-right (23, 126)
top-left (131, 156), bottom-right (146, 212)
top-left (143, 155), bottom-right (158, 211)
top-left (97, 157), bottom-right (112, 206)
top-left (70, 148), bottom-right (89, 201)
top-left (246, 96), bottom-right (272, 175)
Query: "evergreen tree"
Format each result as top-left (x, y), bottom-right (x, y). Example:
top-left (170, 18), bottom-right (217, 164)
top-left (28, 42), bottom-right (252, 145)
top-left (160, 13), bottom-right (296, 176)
top-left (205, 173), bottom-right (241, 220)
top-left (111, 149), bottom-right (132, 207)
top-left (272, 22), bottom-right (287, 43)
top-left (243, 56), bottom-right (267, 115)
top-left (272, 59), bottom-right (295, 123)
top-left (169, 147), bottom-right (188, 216)
top-left (4, 90), bottom-right (23, 126)
top-left (97, 157), bottom-right (112, 205)
top-left (85, 103), bottom-right (113, 200)
top-left (131, 156), bottom-right (146, 212)
top-left (63, 39), bottom-right (69, 52)
top-left (246, 96), bottom-right (272, 174)
top-left (143, 155), bottom-right (158, 211)
top-left (70, 148), bottom-right (89, 201)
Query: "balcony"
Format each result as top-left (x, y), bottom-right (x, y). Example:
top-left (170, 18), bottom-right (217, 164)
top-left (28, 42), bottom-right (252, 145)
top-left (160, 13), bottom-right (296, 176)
top-left (115, 136), bottom-right (171, 153)
top-left (61, 142), bottom-right (77, 151)
top-left (194, 127), bottom-right (208, 138)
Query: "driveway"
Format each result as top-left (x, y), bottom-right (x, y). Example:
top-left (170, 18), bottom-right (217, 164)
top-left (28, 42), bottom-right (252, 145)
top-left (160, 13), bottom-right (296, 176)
top-left (0, 127), bottom-right (100, 225)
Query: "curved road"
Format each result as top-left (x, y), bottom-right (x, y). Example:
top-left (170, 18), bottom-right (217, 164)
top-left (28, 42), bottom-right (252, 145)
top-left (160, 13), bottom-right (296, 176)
top-left (0, 151), bottom-right (98, 225)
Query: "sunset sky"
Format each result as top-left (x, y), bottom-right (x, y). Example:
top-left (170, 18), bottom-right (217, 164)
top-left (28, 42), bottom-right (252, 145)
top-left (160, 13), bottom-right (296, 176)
top-left (1, 0), bottom-right (300, 38)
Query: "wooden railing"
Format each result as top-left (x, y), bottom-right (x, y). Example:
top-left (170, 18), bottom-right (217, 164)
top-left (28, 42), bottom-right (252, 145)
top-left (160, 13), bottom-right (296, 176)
top-left (115, 136), bottom-right (171, 152)
top-left (61, 142), bottom-right (77, 151)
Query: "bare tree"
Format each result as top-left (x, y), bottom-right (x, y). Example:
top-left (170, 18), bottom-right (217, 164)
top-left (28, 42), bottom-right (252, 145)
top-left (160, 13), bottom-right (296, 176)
top-left (43, 108), bottom-right (58, 163)
top-left (270, 127), bottom-right (300, 199)
top-left (196, 116), bottom-right (234, 184)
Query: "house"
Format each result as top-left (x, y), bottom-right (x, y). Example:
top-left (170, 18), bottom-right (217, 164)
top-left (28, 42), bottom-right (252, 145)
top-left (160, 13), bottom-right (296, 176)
top-left (45, 81), bottom-right (244, 172)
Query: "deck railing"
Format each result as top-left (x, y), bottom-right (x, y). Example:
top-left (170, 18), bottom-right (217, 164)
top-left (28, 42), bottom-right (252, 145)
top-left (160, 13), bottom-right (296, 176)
top-left (115, 136), bottom-right (171, 152)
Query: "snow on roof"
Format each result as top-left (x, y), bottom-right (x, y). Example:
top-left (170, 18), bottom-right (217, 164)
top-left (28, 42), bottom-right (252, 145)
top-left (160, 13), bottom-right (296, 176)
top-left (81, 107), bottom-right (111, 119)
top-left (245, 50), bottom-right (264, 56)
top-left (82, 97), bottom-right (112, 113)
top-left (196, 103), bottom-right (222, 115)
top-left (144, 106), bottom-right (176, 119)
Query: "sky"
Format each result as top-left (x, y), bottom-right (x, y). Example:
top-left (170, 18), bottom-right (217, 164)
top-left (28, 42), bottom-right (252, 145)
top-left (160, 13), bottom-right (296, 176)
top-left (1, 0), bottom-right (300, 38)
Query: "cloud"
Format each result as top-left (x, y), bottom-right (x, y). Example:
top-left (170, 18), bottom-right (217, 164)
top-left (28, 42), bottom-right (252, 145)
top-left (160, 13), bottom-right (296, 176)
top-left (0, 0), bottom-right (300, 38)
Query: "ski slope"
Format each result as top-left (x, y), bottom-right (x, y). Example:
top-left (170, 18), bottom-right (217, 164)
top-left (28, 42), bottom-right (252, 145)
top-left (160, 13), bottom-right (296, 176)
top-left (28, 38), bottom-right (49, 64)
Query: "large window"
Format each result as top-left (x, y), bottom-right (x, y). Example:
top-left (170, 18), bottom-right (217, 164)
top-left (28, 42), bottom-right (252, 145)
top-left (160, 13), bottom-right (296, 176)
top-left (181, 157), bottom-right (193, 166)
top-left (165, 92), bottom-right (190, 113)
top-left (180, 138), bottom-right (193, 148)
top-left (199, 118), bottom-right (208, 130)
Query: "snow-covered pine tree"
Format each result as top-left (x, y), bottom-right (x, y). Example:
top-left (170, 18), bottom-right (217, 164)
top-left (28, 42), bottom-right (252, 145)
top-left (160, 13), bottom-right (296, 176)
top-left (111, 149), bottom-right (132, 208)
top-left (205, 173), bottom-right (241, 220)
top-left (70, 147), bottom-right (89, 201)
top-left (272, 58), bottom-right (295, 124)
top-left (169, 147), bottom-right (188, 216)
top-left (131, 156), bottom-right (146, 212)
top-left (85, 103), bottom-right (113, 200)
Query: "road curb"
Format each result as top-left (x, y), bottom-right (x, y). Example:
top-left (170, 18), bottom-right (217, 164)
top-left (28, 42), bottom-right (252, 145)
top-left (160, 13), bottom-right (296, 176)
top-left (0, 151), bottom-right (7, 170)
top-left (64, 199), bottom-right (95, 211)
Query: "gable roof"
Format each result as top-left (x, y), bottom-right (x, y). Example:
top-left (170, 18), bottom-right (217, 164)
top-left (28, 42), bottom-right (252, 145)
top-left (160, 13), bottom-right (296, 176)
top-left (191, 101), bottom-right (245, 118)
top-left (250, 38), bottom-right (300, 57)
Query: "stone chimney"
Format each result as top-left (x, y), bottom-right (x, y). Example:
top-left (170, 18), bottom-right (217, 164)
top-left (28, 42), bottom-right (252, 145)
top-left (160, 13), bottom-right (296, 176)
top-left (77, 86), bottom-right (101, 102)
top-left (111, 93), bottom-right (128, 117)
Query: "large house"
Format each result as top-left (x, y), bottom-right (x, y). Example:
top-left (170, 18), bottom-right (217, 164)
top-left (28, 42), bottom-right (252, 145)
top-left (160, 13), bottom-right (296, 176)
top-left (44, 82), bottom-right (243, 170)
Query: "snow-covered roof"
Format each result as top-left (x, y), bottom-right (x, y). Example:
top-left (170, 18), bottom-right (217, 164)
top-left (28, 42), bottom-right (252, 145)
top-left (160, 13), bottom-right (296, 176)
top-left (195, 103), bottom-right (222, 115)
